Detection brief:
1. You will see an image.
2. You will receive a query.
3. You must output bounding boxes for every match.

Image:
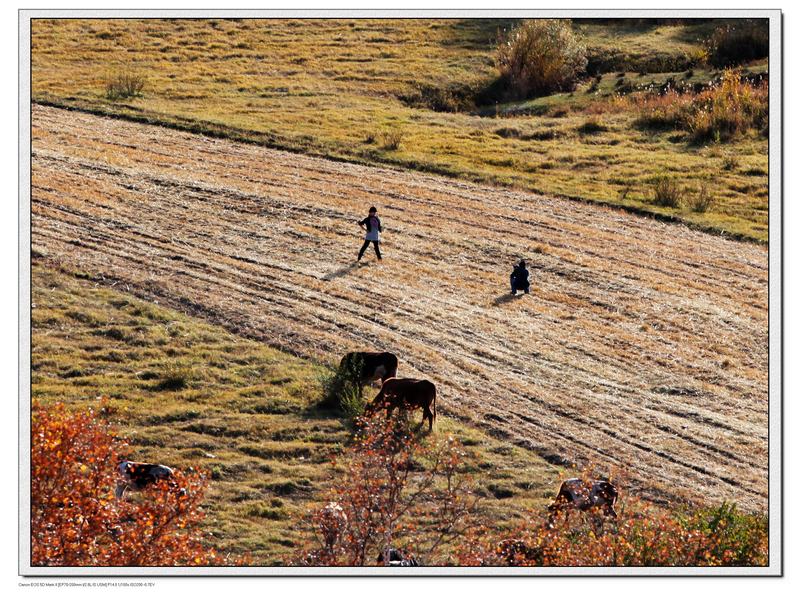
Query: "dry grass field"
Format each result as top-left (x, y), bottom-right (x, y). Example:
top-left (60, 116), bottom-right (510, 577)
top-left (31, 104), bottom-right (768, 515)
top-left (32, 263), bottom-right (561, 563)
top-left (31, 18), bottom-right (769, 240)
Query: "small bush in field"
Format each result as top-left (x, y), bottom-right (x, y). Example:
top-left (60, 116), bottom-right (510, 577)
top-left (687, 70), bottom-right (769, 143)
top-left (31, 401), bottom-right (231, 567)
top-left (704, 20), bottom-right (769, 67)
top-left (318, 359), bottom-right (365, 419)
top-left (153, 363), bottom-right (189, 391)
top-left (690, 185), bottom-right (716, 213)
top-left (495, 19), bottom-right (587, 100)
top-left (577, 118), bottom-right (608, 135)
top-left (400, 81), bottom-right (479, 113)
top-left (652, 176), bottom-right (684, 208)
top-left (380, 130), bottom-right (404, 151)
top-left (105, 72), bottom-right (146, 100)
top-left (722, 155), bottom-right (739, 171)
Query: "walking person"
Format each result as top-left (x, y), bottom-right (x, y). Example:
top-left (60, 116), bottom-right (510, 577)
top-left (357, 206), bottom-right (383, 262)
top-left (510, 259), bottom-right (530, 295)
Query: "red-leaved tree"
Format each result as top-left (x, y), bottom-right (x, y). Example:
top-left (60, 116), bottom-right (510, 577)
top-left (31, 401), bottom-right (231, 566)
top-left (294, 414), bottom-right (478, 566)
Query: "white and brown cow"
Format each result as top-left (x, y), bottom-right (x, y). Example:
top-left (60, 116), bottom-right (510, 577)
top-left (115, 460), bottom-right (175, 499)
top-left (317, 501), bottom-right (348, 551)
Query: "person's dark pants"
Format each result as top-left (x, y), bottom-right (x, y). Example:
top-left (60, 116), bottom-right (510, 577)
top-left (358, 240), bottom-right (382, 260)
top-left (511, 277), bottom-right (530, 294)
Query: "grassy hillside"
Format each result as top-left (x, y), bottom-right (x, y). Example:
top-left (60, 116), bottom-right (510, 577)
top-left (31, 261), bottom-right (562, 564)
top-left (31, 104), bottom-right (768, 514)
top-left (31, 18), bottom-right (768, 241)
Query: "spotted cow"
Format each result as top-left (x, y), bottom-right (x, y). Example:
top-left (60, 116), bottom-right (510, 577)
top-left (115, 460), bottom-right (175, 499)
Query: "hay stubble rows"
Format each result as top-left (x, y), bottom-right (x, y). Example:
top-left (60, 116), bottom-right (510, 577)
top-left (32, 105), bottom-right (768, 512)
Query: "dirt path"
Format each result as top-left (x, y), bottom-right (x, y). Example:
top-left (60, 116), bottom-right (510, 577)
top-left (31, 105), bottom-right (769, 512)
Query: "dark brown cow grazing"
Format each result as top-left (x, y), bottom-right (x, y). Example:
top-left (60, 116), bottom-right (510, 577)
top-left (547, 478), bottom-right (618, 529)
top-left (339, 351), bottom-right (399, 390)
top-left (366, 377), bottom-right (437, 431)
top-left (115, 460), bottom-right (175, 499)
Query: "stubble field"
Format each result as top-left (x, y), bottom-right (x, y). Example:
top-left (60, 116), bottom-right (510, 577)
top-left (32, 104), bottom-right (768, 514)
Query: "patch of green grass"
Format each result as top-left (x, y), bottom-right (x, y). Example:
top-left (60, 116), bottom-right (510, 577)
top-left (31, 262), bottom-right (562, 563)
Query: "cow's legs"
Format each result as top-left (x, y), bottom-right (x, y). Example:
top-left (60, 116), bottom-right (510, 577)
top-left (423, 405), bottom-right (434, 431)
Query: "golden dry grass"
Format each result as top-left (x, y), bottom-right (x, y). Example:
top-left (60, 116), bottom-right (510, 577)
top-left (32, 105), bottom-right (768, 513)
top-left (30, 18), bottom-right (769, 241)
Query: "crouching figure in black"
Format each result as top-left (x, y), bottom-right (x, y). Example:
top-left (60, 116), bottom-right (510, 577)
top-left (510, 259), bottom-right (530, 295)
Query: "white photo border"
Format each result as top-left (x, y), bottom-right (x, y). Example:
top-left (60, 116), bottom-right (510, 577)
top-left (18, 8), bottom-right (783, 577)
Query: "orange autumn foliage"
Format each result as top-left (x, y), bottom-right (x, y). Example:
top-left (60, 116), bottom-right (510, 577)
top-left (30, 401), bottom-right (231, 566)
top-left (453, 497), bottom-right (768, 567)
top-left (294, 416), bottom-right (768, 568)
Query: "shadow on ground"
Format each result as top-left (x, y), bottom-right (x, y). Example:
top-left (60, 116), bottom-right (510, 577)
top-left (322, 262), bottom-right (362, 281)
top-left (492, 293), bottom-right (524, 306)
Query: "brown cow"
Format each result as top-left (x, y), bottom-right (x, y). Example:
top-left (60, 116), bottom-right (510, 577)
top-left (339, 352), bottom-right (399, 396)
top-left (547, 478), bottom-right (618, 529)
top-left (366, 378), bottom-right (437, 431)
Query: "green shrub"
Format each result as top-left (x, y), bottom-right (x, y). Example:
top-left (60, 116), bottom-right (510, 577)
top-left (652, 176), bottom-right (684, 208)
top-left (495, 19), bottom-right (587, 100)
top-left (319, 360), bottom-right (365, 419)
top-left (690, 185), bottom-right (715, 213)
top-left (704, 20), bottom-right (769, 67)
top-left (684, 502), bottom-right (768, 565)
top-left (380, 130), bottom-right (404, 151)
top-left (151, 363), bottom-right (190, 391)
top-left (721, 155), bottom-right (739, 171)
top-left (105, 71), bottom-right (146, 100)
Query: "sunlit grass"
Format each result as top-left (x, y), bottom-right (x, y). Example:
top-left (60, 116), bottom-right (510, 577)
top-left (31, 18), bottom-right (768, 241)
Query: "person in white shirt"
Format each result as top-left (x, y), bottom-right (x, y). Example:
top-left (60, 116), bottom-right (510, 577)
top-left (357, 206), bottom-right (383, 261)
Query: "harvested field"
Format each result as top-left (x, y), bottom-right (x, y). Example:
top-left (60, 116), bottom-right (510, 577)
top-left (31, 104), bottom-right (769, 513)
